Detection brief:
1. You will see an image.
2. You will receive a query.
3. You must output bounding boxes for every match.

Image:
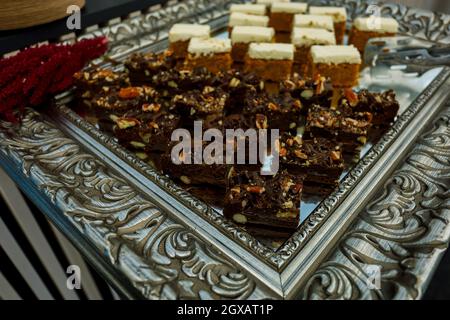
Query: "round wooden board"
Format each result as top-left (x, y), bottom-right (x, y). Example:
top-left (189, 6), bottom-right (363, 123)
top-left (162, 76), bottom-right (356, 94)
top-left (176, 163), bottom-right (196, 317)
top-left (0, 0), bottom-right (86, 31)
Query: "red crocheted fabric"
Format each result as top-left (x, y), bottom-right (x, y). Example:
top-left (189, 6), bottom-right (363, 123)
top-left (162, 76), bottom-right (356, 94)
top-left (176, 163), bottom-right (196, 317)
top-left (0, 37), bottom-right (108, 122)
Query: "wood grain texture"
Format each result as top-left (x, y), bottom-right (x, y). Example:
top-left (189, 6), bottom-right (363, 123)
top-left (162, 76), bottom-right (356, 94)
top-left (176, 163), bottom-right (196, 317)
top-left (0, 0), bottom-right (85, 31)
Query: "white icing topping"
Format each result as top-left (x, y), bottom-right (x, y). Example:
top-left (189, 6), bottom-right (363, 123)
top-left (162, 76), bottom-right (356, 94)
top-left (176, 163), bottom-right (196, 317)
top-left (169, 24), bottom-right (210, 42)
top-left (188, 38), bottom-right (231, 56)
top-left (291, 28), bottom-right (336, 47)
top-left (248, 43), bottom-right (294, 60)
top-left (229, 12), bottom-right (269, 27)
top-left (230, 4), bottom-right (266, 16)
top-left (271, 2), bottom-right (308, 14)
top-left (231, 26), bottom-right (275, 44)
top-left (309, 6), bottom-right (347, 22)
top-left (310, 45), bottom-right (361, 64)
top-left (293, 14), bottom-right (334, 31)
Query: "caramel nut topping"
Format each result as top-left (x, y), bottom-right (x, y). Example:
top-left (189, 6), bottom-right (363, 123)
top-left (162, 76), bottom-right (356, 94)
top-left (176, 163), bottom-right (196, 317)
top-left (142, 103), bottom-right (161, 112)
top-left (255, 114), bottom-right (268, 129)
top-left (119, 87), bottom-right (141, 99)
top-left (246, 186), bottom-right (265, 194)
top-left (330, 150), bottom-right (341, 161)
top-left (294, 150), bottom-right (308, 159)
top-left (116, 118), bottom-right (141, 129)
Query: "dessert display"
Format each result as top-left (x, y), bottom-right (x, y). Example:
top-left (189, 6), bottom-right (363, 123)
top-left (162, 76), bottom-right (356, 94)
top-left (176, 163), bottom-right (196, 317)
top-left (168, 24), bottom-right (210, 59)
top-left (228, 12), bottom-right (270, 33)
top-left (309, 45), bottom-right (361, 88)
top-left (291, 27), bottom-right (336, 76)
top-left (71, 9), bottom-right (403, 234)
top-left (309, 6), bottom-right (347, 44)
top-left (231, 26), bottom-right (275, 63)
top-left (185, 38), bottom-right (232, 73)
top-left (269, 2), bottom-right (308, 32)
top-left (349, 16), bottom-right (399, 54)
top-left (244, 43), bottom-right (294, 81)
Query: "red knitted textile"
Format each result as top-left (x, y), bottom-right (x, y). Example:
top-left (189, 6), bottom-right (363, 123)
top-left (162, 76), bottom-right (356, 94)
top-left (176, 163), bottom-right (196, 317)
top-left (0, 37), bottom-right (108, 122)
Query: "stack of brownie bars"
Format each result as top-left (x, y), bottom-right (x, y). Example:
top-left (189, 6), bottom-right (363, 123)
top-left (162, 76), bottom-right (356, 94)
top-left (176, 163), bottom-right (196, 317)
top-left (72, 1), bottom-right (401, 232)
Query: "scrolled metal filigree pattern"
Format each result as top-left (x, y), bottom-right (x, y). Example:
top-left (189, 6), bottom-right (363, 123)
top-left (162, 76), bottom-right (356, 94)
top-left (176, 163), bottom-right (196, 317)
top-left (0, 110), bottom-right (273, 300)
top-left (300, 104), bottom-right (450, 300)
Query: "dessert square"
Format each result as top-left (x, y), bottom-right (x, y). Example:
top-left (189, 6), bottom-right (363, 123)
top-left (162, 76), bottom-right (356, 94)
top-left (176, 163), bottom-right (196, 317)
top-left (91, 86), bottom-right (160, 118)
top-left (269, 2), bottom-right (308, 32)
top-left (113, 108), bottom-right (181, 153)
top-left (349, 16), bottom-right (399, 54)
top-left (244, 43), bottom-right (294, 81)
top-left (242, 91), bottom-right (303, 131)
top-left (309, 6), bottom-right (348, 44)
top-left (309, 45), bottom-right (361, 88)
top-left (305, 105), bottom-right (373, 156)
top-left (168, 24), bottom-right (210, 59)
top-left (293, 14), bottom-right (334, 32)
top-left (353, 89), bottom-right (399, 126)
top-left (291, 27), bottom-right (336, 76)
top-left (73, 68), bottom-right (130, 103)
top-left (161, 139), bottom-right (228, 187)
top-left (230, 3), bottom-right (267, 16)
top-left (228, 12), bottom-right (269, 34)
top-left (277, 133), bottom-right (344, 195)
top-left (171, 86), bottom-right (229, 121)
top-left (231, 26), bottom-right (275, 63)
top-left (185, 38), bottom-right (232, 73)
top-left (124, 51), bottom-right (177, 85)
top-left (224, 167), bottom-right (305, 230)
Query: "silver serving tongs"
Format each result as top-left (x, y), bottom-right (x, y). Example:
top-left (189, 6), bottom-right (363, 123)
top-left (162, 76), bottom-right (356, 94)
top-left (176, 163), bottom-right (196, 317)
top-left (365, 36), bottom-right (450, 68)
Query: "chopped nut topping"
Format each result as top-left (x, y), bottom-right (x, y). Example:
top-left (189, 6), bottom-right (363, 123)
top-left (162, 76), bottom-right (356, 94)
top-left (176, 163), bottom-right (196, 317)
top-left (294, 150), bottom-right (308, 159)
top-left (116, 118), bottom-right (141, 129)
top-left (142, 103), bottom-right (161, 113)
top-left (282, 201), bottom-right (294, 209)
top-left (301, 89), bottom-right (314, 99)
top-left (330, 150), bottom-right (341, 161)
top-left (344, 88), bottom-right (359, 106)
top-left (229, 77), bottom-right (241, 88)
top-left (203, 86), bottom-right (215, 94)
top-left (246, 186), bottom-right (265, 194)
top-left (291, 183), bottom-right (303, 194)
top-left (268, 102), bottom-right (278, 111)
top-left (119, 87), bottom-right (141, 99)
top-left (255, 114), bottom-right (268, 129)
top-left (180, 175), bottom-right (191, 184)
top-left (233, 214), bottom-right (247, 224)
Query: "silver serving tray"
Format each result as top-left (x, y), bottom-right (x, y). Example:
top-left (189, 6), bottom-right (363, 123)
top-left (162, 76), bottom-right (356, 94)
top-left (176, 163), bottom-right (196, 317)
top-left (1, 0), bottom-right (449, 300)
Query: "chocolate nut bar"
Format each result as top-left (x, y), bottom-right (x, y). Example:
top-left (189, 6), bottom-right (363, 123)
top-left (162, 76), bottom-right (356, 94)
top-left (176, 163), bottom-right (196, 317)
top-left (224, 167), bottom-right (305, 230)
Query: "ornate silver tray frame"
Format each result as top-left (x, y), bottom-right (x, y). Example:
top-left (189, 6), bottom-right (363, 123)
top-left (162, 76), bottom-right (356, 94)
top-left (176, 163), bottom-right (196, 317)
top-left (0, 0), bottom-right (449, 300)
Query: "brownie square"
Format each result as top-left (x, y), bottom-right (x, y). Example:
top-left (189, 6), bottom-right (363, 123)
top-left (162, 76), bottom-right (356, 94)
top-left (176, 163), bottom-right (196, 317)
top-left (278, 133), bottom-right (344, 194)
top-left (305, 105), bottom-right (372, 155)
top-left (242, 91), bottom-right (303, 131)
top-left (161, 139), bottom-right (228, 187)
top-left (171, 86), bottom-right (229, 120)
top-left (124, 51), bottom-right (177, 85)
top-left (224, 167), bottom-right (304, 229)
top-left (353, 89), bottom-right (400, 126)
top-left (113, 108), bottom-right (180, 153)
top-left (73, 68), bottom-right (130, 104)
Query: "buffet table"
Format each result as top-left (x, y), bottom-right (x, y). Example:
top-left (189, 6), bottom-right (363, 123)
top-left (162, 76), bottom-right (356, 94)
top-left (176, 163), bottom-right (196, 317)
top-left (0, 0), bottom-right (449, 300)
